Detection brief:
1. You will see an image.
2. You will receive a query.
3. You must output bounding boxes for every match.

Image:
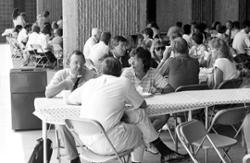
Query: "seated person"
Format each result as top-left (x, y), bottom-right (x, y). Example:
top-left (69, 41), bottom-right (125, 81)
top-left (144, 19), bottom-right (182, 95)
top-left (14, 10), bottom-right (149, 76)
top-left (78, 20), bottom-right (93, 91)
top-left (150, 39), bottom-right (166, 68)
top-left (122, 47), bottom-right (172, 133)
top-left (67, 56), bottom-right (188, 163)
top-left (17, 23), bottom-right (32, 48)
top-left (45, 50), bottom-right (97, 163)
top-left (189, 32), bottom-right (209, 67)
top-left (23, 24), bottom-right (41, 66)
top-left (50, 28), bottom-right (63, 48)
top-left (158, 37), bottom-right (200, 90)
top-left (110, 35), bottom-right (129, 67)
top-left (207, 38), bottom-right (239, 88)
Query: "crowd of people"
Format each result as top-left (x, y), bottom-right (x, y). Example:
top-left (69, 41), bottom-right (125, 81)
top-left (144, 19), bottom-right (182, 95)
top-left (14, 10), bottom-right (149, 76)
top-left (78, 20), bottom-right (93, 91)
top-left (5, 8), bottom-right (250, 163)
top-left (4, 8), bottom-right (63, 67)
top-left (44, 17), bottom-right (250, 163)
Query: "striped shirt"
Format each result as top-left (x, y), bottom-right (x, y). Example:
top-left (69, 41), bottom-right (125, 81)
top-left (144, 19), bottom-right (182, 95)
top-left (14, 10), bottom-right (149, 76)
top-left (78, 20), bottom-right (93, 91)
top-left (121, 67), bottom-right (168, 93)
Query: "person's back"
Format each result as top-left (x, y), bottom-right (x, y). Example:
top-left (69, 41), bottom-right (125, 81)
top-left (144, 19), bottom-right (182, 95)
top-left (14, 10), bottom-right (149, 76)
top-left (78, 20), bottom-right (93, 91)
top-left (165, 56), bottom-right (199, 90)
top-left (158, 37), bottom-right (199, 90)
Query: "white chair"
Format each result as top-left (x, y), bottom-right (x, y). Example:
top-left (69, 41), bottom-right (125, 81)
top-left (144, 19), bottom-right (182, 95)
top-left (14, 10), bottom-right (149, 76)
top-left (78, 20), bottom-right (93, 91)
top-left (176, 119), bottom-right (236, 163)
top-left (65, 118), bottom-right (133, 163)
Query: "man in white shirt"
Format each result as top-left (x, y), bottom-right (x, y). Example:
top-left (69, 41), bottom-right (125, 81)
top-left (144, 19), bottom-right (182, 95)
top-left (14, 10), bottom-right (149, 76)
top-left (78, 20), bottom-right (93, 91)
top-left (89, 31), bottom-right (111, 68)
top-left (83, 28), bottom-right (101, 59)
top-left (45, 50), bottom-right (97, 163)
top-left (67, 56), bottom-right (188, 163)
top-left (232, 21), bottom-right (250, 55)
top-left (17, 24), bottom-right (31, 48)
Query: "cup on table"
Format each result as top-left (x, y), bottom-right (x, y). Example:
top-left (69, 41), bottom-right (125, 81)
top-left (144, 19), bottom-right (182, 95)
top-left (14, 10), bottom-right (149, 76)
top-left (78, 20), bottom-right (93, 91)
top-left (62, 90), bottom-right (71, 102)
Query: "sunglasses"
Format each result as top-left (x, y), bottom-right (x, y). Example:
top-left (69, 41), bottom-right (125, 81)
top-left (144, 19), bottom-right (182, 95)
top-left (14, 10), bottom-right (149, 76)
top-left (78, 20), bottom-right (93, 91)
top-left (155, 46), bottom-right (165, 51)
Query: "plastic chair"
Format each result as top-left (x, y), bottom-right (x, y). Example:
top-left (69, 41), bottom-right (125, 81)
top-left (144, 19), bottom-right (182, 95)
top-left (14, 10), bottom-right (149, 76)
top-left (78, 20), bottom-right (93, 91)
top-left (65, 118), bottom-right (132, 163)
top-left (208, 106), bottom-right (248, 161)
top-left (243, 154), bottom-right (250, 163)
top-left (176, 119), bottom-right (236, 163)
top-left (29, 44), bottom-right (49, 68)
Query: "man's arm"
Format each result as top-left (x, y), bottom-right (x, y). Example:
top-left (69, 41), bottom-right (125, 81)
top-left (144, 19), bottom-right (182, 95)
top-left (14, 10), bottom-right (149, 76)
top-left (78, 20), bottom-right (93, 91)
top-left (45, 71), bottom-right (76, 98)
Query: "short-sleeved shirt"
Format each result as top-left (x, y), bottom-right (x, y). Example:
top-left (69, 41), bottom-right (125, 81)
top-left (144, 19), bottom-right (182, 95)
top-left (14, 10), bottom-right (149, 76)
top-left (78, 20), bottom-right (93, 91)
top-left (83, 36), bottom-right (98, 59)
top-left (46, 68), bottom-right (97, 91)
top-left (232, 30), bottom-right (250, 54)
top-left (213, 58), bottom-right (238, 81)
top-left (89, 41), bottom-right (109, 66)
top-left (158, 55), bottom-right (199, 90)
top-left (121, 67), bottom-right (168, 93)
top-left (70, 75), bottom-right (144, 131)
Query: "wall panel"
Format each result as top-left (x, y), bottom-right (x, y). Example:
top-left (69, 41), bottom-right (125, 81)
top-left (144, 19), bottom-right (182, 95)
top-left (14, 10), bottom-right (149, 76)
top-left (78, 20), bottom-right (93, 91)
top-left (36, 0), bottom-right (62, 22)
top-left (156, 0), bottom-right (192, 32)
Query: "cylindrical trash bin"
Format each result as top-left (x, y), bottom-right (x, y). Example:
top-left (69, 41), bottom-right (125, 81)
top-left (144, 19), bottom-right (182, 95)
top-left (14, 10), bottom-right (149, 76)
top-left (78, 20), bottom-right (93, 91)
top-left (10, 68), bottom-right (47, 130)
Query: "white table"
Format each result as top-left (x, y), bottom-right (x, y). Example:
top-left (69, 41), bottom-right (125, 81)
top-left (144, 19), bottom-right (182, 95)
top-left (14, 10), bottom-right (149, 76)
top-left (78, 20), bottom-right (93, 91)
top-left (34, 88), bottom-right (250, 163)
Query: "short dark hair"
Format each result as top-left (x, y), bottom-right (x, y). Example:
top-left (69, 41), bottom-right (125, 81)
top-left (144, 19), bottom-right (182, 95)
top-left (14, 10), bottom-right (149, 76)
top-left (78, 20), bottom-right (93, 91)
top-left (100, 32), bottom-right (111, 45)
top-left (242, 20), bottom-right (250, 28)
top-left (32, 24), bottom-right (40, 33)
top-left (142, 28), bottom-right (154, 39)
top-left (101, 56), bottom-right (122, 77)
top-left (192, 32), bottom-right (203, 45)
top-left (130, 47), bottom-right (151, 72)
top-left (183, 24), bottom-right (191, 35)
top-left (111, 35), bottom-right (127, 48)
top-left (56, 28), bottom-right (63, 37)
top-left (172, 37), bottom-right (189, 54)
top-left (67, 50), bottom-right (85, 65)
top-left (44, 11), bottom-right (50, 17)
top-left (176, 21), bottom-right (183, 28)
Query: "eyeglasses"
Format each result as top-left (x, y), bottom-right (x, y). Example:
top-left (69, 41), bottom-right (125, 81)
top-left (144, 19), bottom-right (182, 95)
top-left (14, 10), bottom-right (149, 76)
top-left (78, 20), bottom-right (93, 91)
top-left (155, 46), bottom-right (165, 51)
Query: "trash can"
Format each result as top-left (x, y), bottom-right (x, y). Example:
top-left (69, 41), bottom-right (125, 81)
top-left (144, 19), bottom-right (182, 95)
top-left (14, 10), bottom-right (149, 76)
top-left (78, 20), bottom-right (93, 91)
top-left (10, 68), bottom-right (47, 130)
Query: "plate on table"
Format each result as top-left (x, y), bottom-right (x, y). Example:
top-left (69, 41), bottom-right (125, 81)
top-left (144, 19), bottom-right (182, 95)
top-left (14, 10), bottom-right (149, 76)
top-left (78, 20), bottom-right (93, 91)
top-left (141, 92), bottom-right (153, 98)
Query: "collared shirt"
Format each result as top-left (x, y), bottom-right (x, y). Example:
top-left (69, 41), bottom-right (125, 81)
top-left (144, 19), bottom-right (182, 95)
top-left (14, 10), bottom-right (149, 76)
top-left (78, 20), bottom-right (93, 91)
top-left (121, 67), bottom-right (168, 93)
top-left (89, 41), bottom-right (109, 66)
top-left (46, 67), bottom-right (97, 91)
top-left (83, 36), bottom-right (98, 59)
top-left (232, 29), bottom-right (250, 54)
top-left (69, 75), bottom-right (144, 131)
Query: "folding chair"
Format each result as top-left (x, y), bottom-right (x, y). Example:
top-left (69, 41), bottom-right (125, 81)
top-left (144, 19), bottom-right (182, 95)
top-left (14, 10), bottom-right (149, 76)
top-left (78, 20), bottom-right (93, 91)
top-left (209, 78), bottom-right (244, 123)
top-left (29, 44), bottom-right (49, 68)
top-left (176, 119), bottom-right (236, 163)
top-left (208, 107), bottom-right (248, 161)
top-left (165, 83), bottom-right (210, 148)
top-left (243, 154), bottom-right (250, 163)
top-left (52, 44), bottom-right (63, 69)
top-left (7, 36), bottom-right (23, 60)
top-left (65, 118), bottom-right (133, 163)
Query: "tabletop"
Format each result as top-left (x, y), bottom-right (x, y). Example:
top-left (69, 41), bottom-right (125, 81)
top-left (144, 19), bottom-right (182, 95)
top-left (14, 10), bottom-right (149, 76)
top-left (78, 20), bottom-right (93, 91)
top-left (34, 88), bottom-right (250, 124)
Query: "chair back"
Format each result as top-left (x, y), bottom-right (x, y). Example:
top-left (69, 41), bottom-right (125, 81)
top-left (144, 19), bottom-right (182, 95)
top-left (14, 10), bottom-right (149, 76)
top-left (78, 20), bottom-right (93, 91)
top-left (65, 118), bottom-right (105, 136)
top-left (217, 78), bottom-right (243, 89)
top-left (179, 120), bottom-right (207, 144)
top-left (243, 154), bottom-right (250, 163)
top-left (208, 107), bottom-right (247, 131)
top-left (175, 83), bottom-right (209, 92)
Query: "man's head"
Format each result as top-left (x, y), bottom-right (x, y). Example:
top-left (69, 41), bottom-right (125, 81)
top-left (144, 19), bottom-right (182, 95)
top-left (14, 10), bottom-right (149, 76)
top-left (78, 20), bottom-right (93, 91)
top-left (243, 20), bottom-right (250, 33)
top-left (100, 32), bottom-right (111, 45)
top-left (142, 27), bottom-right (154, 39)
top-left (101, 56), bottom-right (122, 77)
top-left (67, 50), bottom-right (86, 76)
top-left (111, 36), bottom-right (128, 57)
top-left (32, 24), bottom-right (40, 33)
top-left (91, 28), bottom-right (101, 41)
top-left (172, 37), bottom-right (189, 55)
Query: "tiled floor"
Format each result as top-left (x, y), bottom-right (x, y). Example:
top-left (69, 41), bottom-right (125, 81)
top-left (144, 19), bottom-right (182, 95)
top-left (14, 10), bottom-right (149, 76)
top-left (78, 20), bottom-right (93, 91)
top-left (0, 43), bottom-right (247, 163)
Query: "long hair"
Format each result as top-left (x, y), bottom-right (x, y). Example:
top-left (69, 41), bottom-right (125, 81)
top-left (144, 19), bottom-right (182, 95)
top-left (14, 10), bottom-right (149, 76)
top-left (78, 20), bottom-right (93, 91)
top-left (209, 38), bottom-right (233, 61)
top-left (130, 47), bottom-right (151, 73)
